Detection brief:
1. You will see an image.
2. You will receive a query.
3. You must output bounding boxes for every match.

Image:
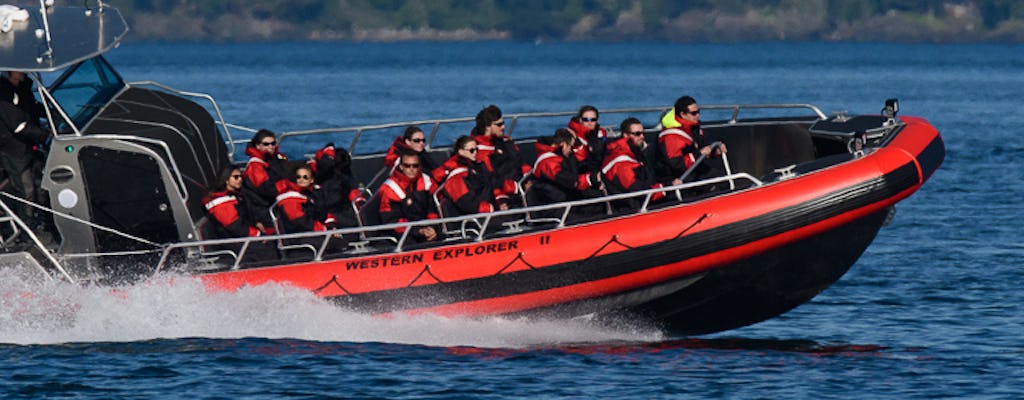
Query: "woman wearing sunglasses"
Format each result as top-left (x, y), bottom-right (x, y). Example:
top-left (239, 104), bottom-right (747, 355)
top-left (432, 135), bottom-right (506, 216)
top-left (274, 165), bottom-right (348, 255)
top-left (202, 167), bottom-right (278, 262)
top-left (566, 104), bottom-right (609, 174)
top-left (383, 125), bottom-right (437, 174)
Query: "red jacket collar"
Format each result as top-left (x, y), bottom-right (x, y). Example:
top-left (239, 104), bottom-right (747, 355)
top-left (673, 115), bottom-right (700, 134)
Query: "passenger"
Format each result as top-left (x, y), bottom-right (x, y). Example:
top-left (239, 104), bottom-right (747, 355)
top-left (378, 152), bottom-right (440, 243)
top-left (470, 105), bottom-right (529, 204)
top-left (202, 167), bottom-right (278, 262)
top-left (309, 142), bottom-right (365, 228)
top-left (530, 128), bottom-right (604, 216)
top-left (274, 164), bottom-right (347, 254)
top-left (601, 118), bottom-right (675, 212)
top-left (383, 125), bottom-right (437, 174)
top-left (566, 105), bottom-right (608, 173)
top-left (0, 71), bottom-right (48, 225)
top-left (242, 129), bottom-right (289, 226)
top-left (656, 96), bottom-right (727, 186)
top-left (432, 135), bottom-right (507, 216)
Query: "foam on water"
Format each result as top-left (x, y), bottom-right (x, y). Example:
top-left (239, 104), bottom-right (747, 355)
top-left (0, 268), bottom-right (663, 348)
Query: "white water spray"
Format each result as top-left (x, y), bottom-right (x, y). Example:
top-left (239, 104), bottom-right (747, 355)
top-left (0, 268), bottom-right (663, 347)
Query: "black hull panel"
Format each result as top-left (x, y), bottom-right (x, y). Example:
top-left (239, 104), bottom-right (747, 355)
top-left (634, 208), bottom-right (890, 335)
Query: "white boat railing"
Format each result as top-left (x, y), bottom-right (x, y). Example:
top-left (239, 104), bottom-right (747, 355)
top-left (149, 172), bottom-right (763, 273)
top-left (218, 104), bottom-right (826, 161)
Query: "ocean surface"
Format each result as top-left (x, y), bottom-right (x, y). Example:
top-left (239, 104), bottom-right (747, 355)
top-left (2, 41), bottom-right (1022, 398)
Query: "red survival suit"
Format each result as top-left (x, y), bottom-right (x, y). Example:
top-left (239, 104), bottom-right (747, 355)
top-left (432, 154), bottom-right (500, 215)
top-left (601, 137), bottom-right (665, 211)
top-left (242, 144), bottom-right (289, 223)
top-left (566, 117), bottom-right (607, 173)
top-left (471, 131), bottom-right (530, 202)
top-left (378, 168), bottom-right (439, 241)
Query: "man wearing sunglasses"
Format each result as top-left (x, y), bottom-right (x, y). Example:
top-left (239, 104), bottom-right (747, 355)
top-left (656, 95), bottom-right (727, 186)
top-left (242, 129), bottom-right (289, 226)
top-left (378, 152), bottom-right (440, 243)
top-left (470, 104), bottom-right (530, 204)
top-left (600, 118), bottom-right (672, 212)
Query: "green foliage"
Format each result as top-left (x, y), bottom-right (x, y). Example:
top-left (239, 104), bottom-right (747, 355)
top-left (108, 0), bottom-right (1024, 40)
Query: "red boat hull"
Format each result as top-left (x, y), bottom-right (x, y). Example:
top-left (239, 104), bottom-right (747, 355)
top-left (199, 116), bottom-right (944, 334)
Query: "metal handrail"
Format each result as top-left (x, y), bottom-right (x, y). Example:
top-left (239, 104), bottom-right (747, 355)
top-left (228, 104), bottom-right (825, 158)
top-left (153, 172), bottom-right (763, 273)
top-left (128, 81), bottom-right (237, 157)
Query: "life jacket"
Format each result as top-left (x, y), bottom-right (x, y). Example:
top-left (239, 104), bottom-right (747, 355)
top-left (274, 180), bottom-right (335, 232)
top-left (379, 169), bottom-right (439, 232)
top-left (202, 189), bottom-right (263, 237)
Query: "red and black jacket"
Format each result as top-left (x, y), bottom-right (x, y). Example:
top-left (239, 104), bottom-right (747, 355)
top-left (567, 117), bottom-right (608, 174)
top-left (602, 137), bottom-right (665, 207)
top-left (203, 190), bottom-right (266, 238)
top-left (274, 180), bottom-right (337, 233)
top-left (471, 130), bottom-right (530, 199)
top-left (242, 145), bottom-right (289, 215)
top-left (656, 116), bottom-right (707, 183)
top-left (530, 138), bottom-right (600, 204)
top-left (378, 168), bottom-right (439, 238)
top-left (432, 154), bottom-right (499, 215)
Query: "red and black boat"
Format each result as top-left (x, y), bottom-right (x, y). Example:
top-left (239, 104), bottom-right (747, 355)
top-left (0, 3), bottom-right (943, 335)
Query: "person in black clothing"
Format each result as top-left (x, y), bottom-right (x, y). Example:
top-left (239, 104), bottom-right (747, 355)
top-left (0, 71), bottom-right (48, 225)
top-left (309, 142), bottom-right (365, 228)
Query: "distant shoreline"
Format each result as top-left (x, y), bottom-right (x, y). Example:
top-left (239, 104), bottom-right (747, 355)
top-left (122, 12), bottom-right (1024, 44)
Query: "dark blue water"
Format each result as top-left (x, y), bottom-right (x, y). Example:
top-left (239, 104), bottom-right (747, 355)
top-left (3, 42), bottom-right (1022, 398)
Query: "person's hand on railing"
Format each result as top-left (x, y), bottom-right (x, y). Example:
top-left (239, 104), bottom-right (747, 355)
top-left (419, 226), bottom-right (438, 242)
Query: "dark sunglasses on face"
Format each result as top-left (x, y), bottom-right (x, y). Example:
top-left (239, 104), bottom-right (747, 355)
top-left (492, 121), bottom-right (505, 127)
top-left (581, 117), bottom-right (598, 122)
top-left (296, 174), bottom-right (312, 180)
top-left (260, 141), bottom-right (276, 146)
top-left (400, 163), bottom-right (420, 169)
top-left (685, 109), bottom-right (701, 115)
top-left (628, 131), bottom-right (645, 136)
top-left (408, 138), bottom-right (425, 143)
top-left (463, 147), bottom-right (478, 153)
top-left (230, 174), bottom-right (243, 179)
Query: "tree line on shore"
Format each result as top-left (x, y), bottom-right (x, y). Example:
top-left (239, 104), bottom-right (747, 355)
top-left (103, 0), bottom-right (1024, 42)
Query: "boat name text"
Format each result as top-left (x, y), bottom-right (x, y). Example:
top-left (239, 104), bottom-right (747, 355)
top-left (345, 240), bottom-right (519, 270)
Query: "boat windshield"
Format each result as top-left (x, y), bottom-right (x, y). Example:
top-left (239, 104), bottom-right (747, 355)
top-left (48, 56), bottom-right (125, 134)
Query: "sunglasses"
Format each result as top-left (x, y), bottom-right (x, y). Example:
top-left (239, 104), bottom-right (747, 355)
top-left (296, 174), bottom-right (312, 180)
top-left (229, 174), bottom-right (243, 180)
top-left (400, 163), bottom-right (420, 169)
top-left (492, 121), bottom-right (505, 127)
top-left (685, 109), bottom-right (701, 115)
top-left (463, 147), bottom-right (478, 153)
top-left (580, 117), bottom-right (598, 122)
top-left (408, 138), bottom-right (425, 143)
top-left (627, 131), bottom-right (645, 136)
top-left (259, 141), bottom-right (276, 146)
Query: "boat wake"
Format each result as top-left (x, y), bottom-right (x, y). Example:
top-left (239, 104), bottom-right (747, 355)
top-left (0, 267), bottom-right (664, 348)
